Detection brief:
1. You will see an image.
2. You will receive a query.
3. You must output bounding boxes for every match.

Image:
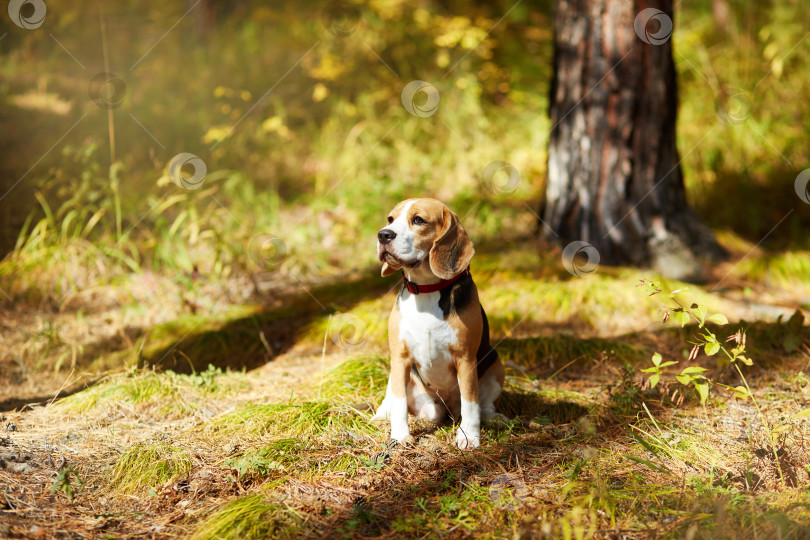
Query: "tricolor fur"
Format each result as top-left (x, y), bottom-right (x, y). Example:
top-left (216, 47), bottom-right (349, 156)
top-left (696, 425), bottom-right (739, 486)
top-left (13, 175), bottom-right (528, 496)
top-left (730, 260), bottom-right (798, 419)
top-left (372, 198), bottom-right (505, 449)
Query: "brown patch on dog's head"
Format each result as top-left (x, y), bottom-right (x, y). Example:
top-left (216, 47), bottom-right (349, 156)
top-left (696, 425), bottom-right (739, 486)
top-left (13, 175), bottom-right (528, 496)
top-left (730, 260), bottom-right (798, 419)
top-left (378, 198), bottom-right (474, 279)
top-left (426, 202), bottom-right (474, 279)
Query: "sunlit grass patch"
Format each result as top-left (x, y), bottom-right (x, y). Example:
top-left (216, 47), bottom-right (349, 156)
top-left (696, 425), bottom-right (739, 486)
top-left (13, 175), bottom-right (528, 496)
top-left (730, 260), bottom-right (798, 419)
top-left (473, 244), bottom-right (560, 279)
top-left (0, 237), bottom-right (136, 304)
top-left (106, 442), bottom-right (194, 495)
top-left (223, 438), bottom-right (310, 481)
top-left (294, 293), bottom-right (392, 352)
top-left (190, 492), bottom-right (300, 540)
top-left (498, 334), bottom-right (646, 373)
top-left (52, 371), bottom-right (175, 412)
top-left (313, 450), bottom-right (367, 476)
top-left (52, 366), bottom-right (244, 414)
top-left (481, 272), bottom-right (662, 336)
top-left (208, 400), bottom-right (378, 440)
top-left (224, 439), bottom-right (368, 484)
top-left (477, 254), bottom-right (750, 337)
top-left (734, 250), bottom-right (810, 292)
top-left (317, 354), bottom-right (389, 403)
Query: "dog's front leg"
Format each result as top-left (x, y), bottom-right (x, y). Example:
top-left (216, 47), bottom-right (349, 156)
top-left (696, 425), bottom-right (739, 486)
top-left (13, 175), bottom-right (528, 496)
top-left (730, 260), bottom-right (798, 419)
top-left (455, 357), bottom-right (481, 449)
top-left (388, 351), bottom-right (413, 444)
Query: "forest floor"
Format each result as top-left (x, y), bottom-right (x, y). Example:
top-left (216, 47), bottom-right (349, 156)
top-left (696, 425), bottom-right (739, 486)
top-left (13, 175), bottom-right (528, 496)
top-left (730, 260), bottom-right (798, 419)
top-left (1, 238), bottom-right (810, 539)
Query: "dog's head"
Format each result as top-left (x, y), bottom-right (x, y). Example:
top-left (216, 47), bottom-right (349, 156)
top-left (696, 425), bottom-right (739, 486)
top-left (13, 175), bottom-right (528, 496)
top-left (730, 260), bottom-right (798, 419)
top-left (377, 198), bottom-right (474, 280)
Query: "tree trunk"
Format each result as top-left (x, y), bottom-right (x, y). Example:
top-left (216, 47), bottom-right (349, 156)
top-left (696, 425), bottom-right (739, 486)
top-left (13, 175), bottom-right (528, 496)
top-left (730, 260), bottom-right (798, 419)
top-left (542, 0), bottom-right (727, 279)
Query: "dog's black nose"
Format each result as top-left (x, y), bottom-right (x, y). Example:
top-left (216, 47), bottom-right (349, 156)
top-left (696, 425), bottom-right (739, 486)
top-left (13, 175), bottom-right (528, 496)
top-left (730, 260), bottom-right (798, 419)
top-left (378, 229), bottom-right (397, 244)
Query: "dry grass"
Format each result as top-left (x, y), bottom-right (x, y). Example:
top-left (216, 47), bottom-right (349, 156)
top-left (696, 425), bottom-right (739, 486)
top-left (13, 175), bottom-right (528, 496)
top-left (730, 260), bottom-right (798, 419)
top-left (2, 244), bottom-right (810, 538)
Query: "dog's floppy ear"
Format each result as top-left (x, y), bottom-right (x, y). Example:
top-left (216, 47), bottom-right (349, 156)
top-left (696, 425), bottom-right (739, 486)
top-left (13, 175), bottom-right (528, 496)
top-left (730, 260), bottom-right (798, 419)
top-left (429, 207), bottom-right (474, 279)
top-left (381, 262), bottom-right (398, 277)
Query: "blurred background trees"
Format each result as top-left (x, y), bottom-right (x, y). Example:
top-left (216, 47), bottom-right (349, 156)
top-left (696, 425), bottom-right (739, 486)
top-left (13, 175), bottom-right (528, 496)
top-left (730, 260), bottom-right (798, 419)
top-left (0, 0), bottom-right (808, 300)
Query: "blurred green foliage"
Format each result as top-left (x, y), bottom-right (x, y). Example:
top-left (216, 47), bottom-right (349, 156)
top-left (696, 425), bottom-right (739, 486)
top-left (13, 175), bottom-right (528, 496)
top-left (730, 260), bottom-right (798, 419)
top-left (0, 0), bottom-right (808, 300)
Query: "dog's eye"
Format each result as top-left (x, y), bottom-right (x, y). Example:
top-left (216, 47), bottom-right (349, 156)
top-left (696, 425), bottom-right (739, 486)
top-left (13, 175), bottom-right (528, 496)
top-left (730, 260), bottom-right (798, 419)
top-left (412, 216), bottom-right (426, 225)
top-left (387, 216), bottom-right (393, 224)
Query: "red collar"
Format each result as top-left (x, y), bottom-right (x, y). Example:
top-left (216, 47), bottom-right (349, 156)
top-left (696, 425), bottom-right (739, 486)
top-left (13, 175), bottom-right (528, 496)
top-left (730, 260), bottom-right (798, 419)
top-left (402, 267), bottom-right (470, 294)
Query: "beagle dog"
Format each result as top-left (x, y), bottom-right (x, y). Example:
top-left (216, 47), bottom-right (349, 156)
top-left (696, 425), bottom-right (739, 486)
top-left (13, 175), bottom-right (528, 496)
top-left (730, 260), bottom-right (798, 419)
top-left (371, 198), bottom-right (504, 449)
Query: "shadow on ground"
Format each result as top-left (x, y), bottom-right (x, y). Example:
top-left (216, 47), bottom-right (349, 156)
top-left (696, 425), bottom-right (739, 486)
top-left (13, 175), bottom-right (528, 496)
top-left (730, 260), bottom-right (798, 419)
top-left (138, 270), bottom-right (397, 374)
top-left (695, 167), bottom-right (810, 252)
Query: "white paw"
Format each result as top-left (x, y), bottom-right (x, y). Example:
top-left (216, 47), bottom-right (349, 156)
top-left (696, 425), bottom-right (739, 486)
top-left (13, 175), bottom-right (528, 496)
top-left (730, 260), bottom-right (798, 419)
top-left (370, 400), bottom-right (391, 422)
top-left (391, 423), bottom-right (411, 443)
top-left (391, 428), bottom-right (413, 444)
top-left (389, 434), bottom-right (415, 447)
top-left (455, 429), bottom-right (481, 450)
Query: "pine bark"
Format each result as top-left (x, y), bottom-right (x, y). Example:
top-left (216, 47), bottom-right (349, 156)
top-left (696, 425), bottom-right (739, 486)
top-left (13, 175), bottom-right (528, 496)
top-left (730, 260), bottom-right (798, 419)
top-left (542, 0), bottom-right (727, 278)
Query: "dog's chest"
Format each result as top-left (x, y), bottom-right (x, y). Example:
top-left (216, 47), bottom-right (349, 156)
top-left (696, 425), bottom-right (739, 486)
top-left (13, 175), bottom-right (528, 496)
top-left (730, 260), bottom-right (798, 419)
top-left (397, 291), bottom-right (458, 389)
